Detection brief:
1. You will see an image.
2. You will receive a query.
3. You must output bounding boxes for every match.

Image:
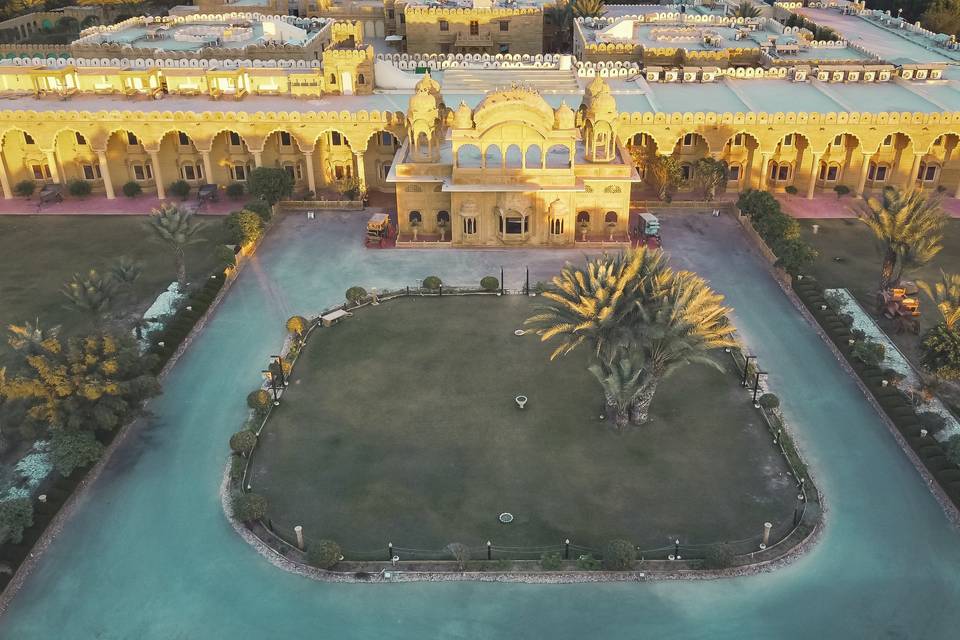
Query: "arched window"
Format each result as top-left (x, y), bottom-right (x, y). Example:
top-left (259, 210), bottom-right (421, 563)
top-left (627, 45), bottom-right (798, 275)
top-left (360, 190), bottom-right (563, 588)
top-left (357, 73), bottom-right (365, 85)
top-left (457, 144), bottom-right (481, 168)
top-left (769, 161), bottom-right (791, 182)
top-left (485, 145), bottom-right (503, 168)
top-left (680, 163), bottom-right (692, 180)
top-left (524, 145), bottom-right (542, 168)
top-left (546, 145), bottom-right (570, 169)
top-left (818, 162), bottom-right (840, 182)
top-left (604, 211), bottom-right (618, 224)
top-left (868, 162), bottom-right (889, 183)
top-left (437, 210), bottom-right (450, 224)
top-left (505, 144), bottom-right (522, 169)
top-left (727, 164), bottom-right (742, 182)
top-left (409, 210), bottom-right (422, 224)
top-left (463, 217), bottom-right (477, 235)
top-left (329, 74), bottom-right (336, 84)
top-left (551, 218), bottom-right (564, 235)
top-left (576, 211), bottom-right (590, 224)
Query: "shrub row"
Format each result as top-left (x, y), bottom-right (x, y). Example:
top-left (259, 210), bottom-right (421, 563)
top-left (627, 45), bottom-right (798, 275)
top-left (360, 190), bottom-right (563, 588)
top-left (148, 272), bottom-right (227, 371)
top-left (737, 190), bottom-right (818, 275)
top-left (792, 276), bottom-right (960, 507)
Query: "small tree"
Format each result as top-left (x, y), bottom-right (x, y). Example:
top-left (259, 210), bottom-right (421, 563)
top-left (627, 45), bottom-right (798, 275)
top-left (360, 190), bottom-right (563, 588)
top-left (50, 429), bottom-right (104, 477)
top-left (231, 493), bottom-right (267, 522)
top-left (691, 157), bottom-right (727, 201)
top-left (229, 429), bottom-right (257, 456)
top-left (247, 167), bottom-right (293, 205)
top-left (14, 180), bottom-right (35, 198)
top-left (61, 269), bottom-right (115, 321)
top-left (122, 180), bottom-right (142, 198)
top-left (540, 551), bottom-right (563, 570)
top-left (423, 276), bottom-right (442, 290)
top-left (307, 539), bottom-right (343, 569)
top-left (68, 179), bottom-right (92, 198)
top-left (602, 539), bottom-right (637, 570)
top-left (758, 393), bottom-right (780, 410)
top-left (247, 389), bottom-right (272, 415)
top-left (226, 182), bottom-right (245, 200)
top-left (224, 210), bottom-right (264, 246)
top-left (334, 176), bottom-right (362, 201)
top-left (286, 315), bottom-right (307, 338)
top-left (731, 0), bottom-right (760, 18)
top-left (243, 199), bottom-right (272, 222)
top-left (644, 153), bottom-right (683, 202)
top-left (480, 276), bottom-right (499, 291)
top-left (213, 244), bottom-right (236, 269)
top-left (168, 180), bottom-right (191, 201)
top-left (446, 542), bottom-right (470, 570)
top-left (345, 286), bottom-right (367, 305)
top-left (571, 0), bottom-right (606, 18)
top-left (921, 324), bottom-right (960, 380)
top-left (145, 205), bottom-right (208, 287)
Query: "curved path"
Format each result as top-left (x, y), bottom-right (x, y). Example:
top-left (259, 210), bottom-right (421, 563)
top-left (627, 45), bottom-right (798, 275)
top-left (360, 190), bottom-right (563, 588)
top-left (3, 211), bottom-right (960, 638)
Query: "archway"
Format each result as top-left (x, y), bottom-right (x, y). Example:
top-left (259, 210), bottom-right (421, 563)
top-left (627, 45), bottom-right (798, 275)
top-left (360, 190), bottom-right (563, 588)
top-left (312, 129), bottom-right (354, 192)
top-left (364, 129), bottom-right (400, 191)
top-left (159, 130), bottom-right (204, 191)
top-left (263, 130), bottom-right (306, 189)
top-left (545, 144), bottom-right (570, 169)
top-left (721, 131), bottom-right (759, 189)
top-left (52, 128), bottom-right (99, 188)
top-left (457, 144), bottom-right (482, 169)
top-left (210, 130), bottom-right (252, 187)
top-left (105, 128), bottom-right (153, 193)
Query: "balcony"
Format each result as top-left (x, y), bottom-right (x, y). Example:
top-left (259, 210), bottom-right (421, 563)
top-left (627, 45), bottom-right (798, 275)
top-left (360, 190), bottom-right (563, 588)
top-left (454, 32), bottom-right (494, 49)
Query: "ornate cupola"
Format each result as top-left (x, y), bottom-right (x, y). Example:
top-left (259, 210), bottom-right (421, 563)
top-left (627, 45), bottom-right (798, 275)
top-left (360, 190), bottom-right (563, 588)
top-left (580, 77), bottom-right (619, 163)
top-left (453, 101), bottom-right (474, 129)
top-left (407, 84), bottom-right (441, 162)
top-left (554, 101), bottom-right (575, 130)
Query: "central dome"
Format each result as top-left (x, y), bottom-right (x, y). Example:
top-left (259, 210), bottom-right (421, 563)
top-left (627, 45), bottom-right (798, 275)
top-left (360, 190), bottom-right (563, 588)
top-left (473, 85), bottom-right (556, 131)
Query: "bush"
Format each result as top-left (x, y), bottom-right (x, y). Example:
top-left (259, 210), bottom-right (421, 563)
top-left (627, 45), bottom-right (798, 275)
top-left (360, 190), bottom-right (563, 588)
top-left (540, 551), bottom-right (563, 570)
top-left (231, 493), bottom-right (267, 522)
top-left (213, 244), bottom-right (236, 269)
top-left (701, 544), bottom-right (733, 570)
top-left (737, 189), bottom-right (818, 275)
top-left (834, 185), bottom-right (850, 198)
top-left (758, 393), bottom-right (780, 410)
top-left (224, 210), bottom-right (264, 246)
top-left (576, 554), bottom-right (601, 570)
top-left (921, 324), bottom-right (960, 380)
top-left (422, 275), bottom-right (442, 290)
top-left (243, 199), bottom-right (272, 222)
top-left (480, 276), bottom-right (499, 291)
top-left (67, 179), bottom-right (91, 197)
top-left (229, 429), bottom-right (257, 455)
top-left (307, 539), bottom-right (343, 569)
top-left (121, 181), bottom-right (142, 198)
top-left (345, 286), bottom-right (367, 305)
top-left (947, 435), bottom-right (960, 466)
top-left (0, 499), bottom-right (33, 545)
top-left (14, 180), bottom-right (35, 198)
top-left (247, 389), bottom-right (271, 413)
top-left (784, 185), bottom-right (798, 195)
top-left (851, 338), bottom-right (886, 367)
top-left (226, 182), bottom-right (245, 200)
top-left (602, 539), bottom-right (637, 570)
top-left (168, 179), bottom-right (191, 200)
top-left (247, 166), bottom-right (293, 205)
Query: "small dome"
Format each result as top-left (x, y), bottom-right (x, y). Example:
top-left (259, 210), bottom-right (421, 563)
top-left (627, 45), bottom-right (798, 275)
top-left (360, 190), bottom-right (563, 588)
top-left (554, 101), bottom-right (575, 129)
top-left (415, 71), bottom-right (441, 96)
top-left (588, 91), bottom-right (618, 119)
top-left (408, 88), bottom-right (437, 116)
top-left (585, 75), bottom-right (609, 99)
top-left (454, 101), bottom-right (473, 129)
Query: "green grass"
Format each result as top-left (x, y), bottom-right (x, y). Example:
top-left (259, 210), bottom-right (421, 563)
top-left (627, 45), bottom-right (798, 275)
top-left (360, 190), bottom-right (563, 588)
top-left (0, 215), bottom-right (227, 364)
top-left (251, 295), bottom-right (796, 555)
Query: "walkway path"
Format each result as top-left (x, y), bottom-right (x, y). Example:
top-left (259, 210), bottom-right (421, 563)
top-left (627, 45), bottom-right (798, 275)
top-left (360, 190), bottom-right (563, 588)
top-left (2, 210), bottom-right (959, 638)
top-left (0, 194), bottom-right (236, 216)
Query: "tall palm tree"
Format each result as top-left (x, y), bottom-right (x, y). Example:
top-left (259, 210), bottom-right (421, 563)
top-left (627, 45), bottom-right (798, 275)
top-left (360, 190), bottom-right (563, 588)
top-left (144, 205), bottom-right (207, 288)
top-left (61, 270), bottom-right (115, 322)
top-left (731, 0), bottom-right (761, 19)
top-left (860, 188), bottom-right (947, 290)
top-left (571, 0), bottom-right (606, 19)
top-left (918, 270), bottom-right (960, 330)
top-left (546, 0), bottom-right (574, 51)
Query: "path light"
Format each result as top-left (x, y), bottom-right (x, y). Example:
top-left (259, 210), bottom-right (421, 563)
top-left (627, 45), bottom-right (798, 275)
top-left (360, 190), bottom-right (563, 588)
top-left (515, 395), bottom-right (527, 409)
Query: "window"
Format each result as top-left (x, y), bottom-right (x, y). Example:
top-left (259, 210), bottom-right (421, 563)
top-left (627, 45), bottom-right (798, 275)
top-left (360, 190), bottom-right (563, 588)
top-left (918, 163), bottom-right (938, 182)
top-left (331, 131), bottom-right (344, 146)
top-left (819, 163), bottom-right (839, 181)
top-left (23, 132), bottom-right (35, 145)
top-left (409, 210), bottom-right (422, 224)
top-left (733, 133), bottom-right (745, 147)
top-left (463, 217), bottom-right (477, 235)
top-left (500, 20), bottom-right (509, 32)
top-left (132, 163), bottom-right (153, 181)
top-left (499, 43), bottom-right (509, 54)
top-left (283, 165), bottom-right (295, 180)
top-left (231, 164), bottom-right (247, 181)
top-left (127, 131), bottom-right (138, 146)
top-left (380, 132), bottom-right (394, 147)
top-left (81, 164), bottom-right (101, 180)
top-left (439, 20), bottom-right (448, 31)
top-left (504, 215), bottom-right (525, 234)
top-left (357, 73), bottom-right (365, 85)
top-left (470, 21), bottom-right (479, 35)
top-left (229, 132), bottom-right (242, 147)
top-left (31, 164), bottom-right (50, 180)
top-left (728, 164), bottom-right (741, 181)
top-left (178, 132), bottom-right (190, 146)
top-left (833, 134), bottom-right (843, 146)
top-left (279, 131), bottom-right (292, 146)
top-left (181, 164), bottom-right (197, 181)
top-left (551, 218), bottom-right (564, 235)
top-left (782, 133), bottom-right (794, 147)
top-left (399, 14), bottom-right (405, 24)
top-left (769, 162), bottom-right (791, 182)
top-left (682, 133), bottom-right (695, 147)
top-left (388, 8), bottom-right (394, 19)
top-left (934, 136), bottom-right (944, 146)
top-left (868, 162), bottom-right (888, 182)
top-left (437, 210), bottom-right (450, 225)
top-left (631, 133), bottom-right (647, 147)
top-left (680, 163), bottom-right (692, 180)
top-left (75, 132), bottom-right (86, 145)
top-left (380, 162), bottom-right (391, 180)
top-left (882, 134), bottom-right (893, 146)
top-left (329, 74), bottom-right (336, 84)
top-left (334, 165), bottom-right (345, 180)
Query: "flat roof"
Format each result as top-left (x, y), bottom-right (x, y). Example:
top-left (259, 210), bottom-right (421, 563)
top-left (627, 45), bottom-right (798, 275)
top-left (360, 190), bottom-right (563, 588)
top-left (646, 81), bottom-right (748, 113)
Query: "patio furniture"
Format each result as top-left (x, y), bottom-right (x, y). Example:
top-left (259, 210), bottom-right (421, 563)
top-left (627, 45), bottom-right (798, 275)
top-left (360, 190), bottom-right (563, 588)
top-left (38, 184), bottom-right (63, 204)
top-left (197, 184), bottom-right (219, 203)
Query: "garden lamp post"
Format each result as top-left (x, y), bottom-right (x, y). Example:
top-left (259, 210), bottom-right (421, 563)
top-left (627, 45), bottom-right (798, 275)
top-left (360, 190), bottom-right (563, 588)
top-left (742, 355), bottom-right (756, 387)
top-left (271, 355), bottom-right (287, 386)
top-left (500, 266), bottom-right (504, 295)
top-left (752, 370), bottom-right (767, 405)
top-left (525, 266), bottom-right (530, 295)
top-left (262, 370), bottom-right (279, 405)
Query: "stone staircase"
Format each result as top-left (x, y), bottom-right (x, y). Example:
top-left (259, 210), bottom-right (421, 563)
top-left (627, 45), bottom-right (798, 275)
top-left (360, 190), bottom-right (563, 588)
top-left (440, 67), bottom-right (580, 93)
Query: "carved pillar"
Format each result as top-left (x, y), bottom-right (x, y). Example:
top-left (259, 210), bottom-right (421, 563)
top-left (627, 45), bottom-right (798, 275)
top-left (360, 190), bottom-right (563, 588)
top-left (252, 150), bottom-right (263, 168)
top-left (96, 150), bottom-right (114, 200)
top-left (147, 149), bottom-right (164, 199)
top-left (857, 151), bottom-right (873, 197)
top-left (806, 151), bottom-right (822, 200)
top-left (907, 152), bottom-right (923, 190)
top-left (201, 150), bottom-right (214, 186)
top-left (354, 151), bottom-right (366, 191)
top-left (743, 146), bottom-right (755, 190)
top-left (43, 149), bottom-right (61, 184)
top-left (0, 150), bottom-right (11, 199)
top-left (303, 150), bottom-right (317, 195)
top-left (757, 152), bottom-right (772, 191)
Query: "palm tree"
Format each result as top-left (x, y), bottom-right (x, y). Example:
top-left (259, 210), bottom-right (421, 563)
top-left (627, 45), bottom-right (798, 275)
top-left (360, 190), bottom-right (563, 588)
top-left (144, 205), bottom-right (207, 288)
top-left (731, 0), bottom-right (761, 19)
top-left (692, 157), bottom-right (727, 202)
top-left (61, 270), bottom-right (115, 321)
top-left (110, 256), bottom-right (142, 288)
top-left (7, 319), bottom-right (61, 354)
top-left (525, 247), bottom-right (668, 363)
top-left (571, 0), bottom-right (606, 19)
top-left (918, 270), bottom-right (960, 330)
top-left (860, 188), bottom-right (948, 290)
top-left (547, 0), bottom-right (574, 51)
top-left (589, 355), bottom-right (645, 431)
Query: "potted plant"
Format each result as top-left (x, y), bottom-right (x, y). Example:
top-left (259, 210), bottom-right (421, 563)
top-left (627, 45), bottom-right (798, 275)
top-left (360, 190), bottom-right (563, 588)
top-left (579, 219), bottom-right (589, 242)
top-left (607, 221), bottom-right (616, 241)
top-left (410, 218), bottom-right (421, 241)
top-left (437, 218), bottom-right (450, 241)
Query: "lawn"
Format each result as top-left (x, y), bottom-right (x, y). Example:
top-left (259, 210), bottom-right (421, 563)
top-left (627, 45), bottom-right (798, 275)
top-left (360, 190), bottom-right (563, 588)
top-left (251, 295), bottom-right (796, 556)
top-left (0, 215), bottom-right (227, 364)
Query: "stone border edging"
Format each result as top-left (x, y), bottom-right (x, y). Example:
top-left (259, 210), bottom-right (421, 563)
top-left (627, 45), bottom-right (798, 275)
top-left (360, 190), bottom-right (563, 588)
top-left (0, 220), bottom-right (263, 616)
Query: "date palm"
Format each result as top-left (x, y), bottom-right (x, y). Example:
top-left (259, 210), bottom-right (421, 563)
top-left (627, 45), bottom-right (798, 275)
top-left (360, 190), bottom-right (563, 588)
top-left (61, 270), bottom-right (115, 322)
top-left (571, 0), bottom-right (606, 19)
top-left (918, 270), bottom-right (960, 330)
top-left (7, 319), bottom-right (61, 354)
top-left (732, 0), bottom-right (761, 19)
top-left (547, 0), bottom-right (574, 50)
top-left (860, 188), bottom-right (947, 290)
top-left (589, 355), bottom-right (645, 431)
top-left (145, 205), bottom-right (207, 287)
